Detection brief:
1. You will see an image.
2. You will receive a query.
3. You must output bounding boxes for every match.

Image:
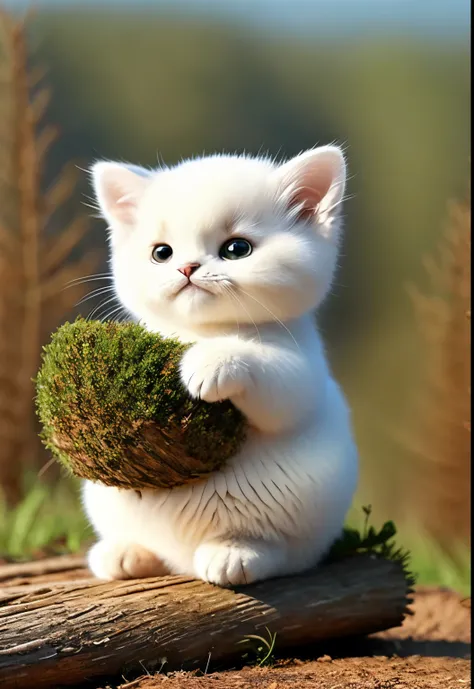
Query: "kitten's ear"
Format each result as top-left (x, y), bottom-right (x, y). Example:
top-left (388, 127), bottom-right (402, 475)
top-left (91, 161), bottom-right (151, 228)
top-left (276, 146), bottom-right (346, 229)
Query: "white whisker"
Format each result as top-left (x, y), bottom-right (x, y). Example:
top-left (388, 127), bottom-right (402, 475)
top-left (76, 285), bottom-right (115, 307)
top-left (65, 273), bottom-right (113, 289)
top-left (100, 304), bottom-right (128, 323)
top-left (219, 282), bottom-right (242, 337)
top-left (236, 286), bottom-right (301, 351)
top-left (225, 283), bottom-right (262, 345)
top-left (87, 295), bottom-right (118, 321)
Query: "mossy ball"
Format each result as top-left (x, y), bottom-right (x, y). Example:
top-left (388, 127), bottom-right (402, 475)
top-left (36, 318), bottom-right (247, 490)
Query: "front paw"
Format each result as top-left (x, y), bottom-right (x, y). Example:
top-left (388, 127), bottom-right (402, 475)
top-left (193, 539), bottom-right (279, 587)
top-left (180, 341), bottom-right (251, 403)
top-left (87, 541), bottom-right (169, 580)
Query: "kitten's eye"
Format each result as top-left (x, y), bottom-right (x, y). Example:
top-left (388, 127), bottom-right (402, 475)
top-left (219, 238), bottom-right (253, 261)
top-left (151, 244), bottom-right (173, 263)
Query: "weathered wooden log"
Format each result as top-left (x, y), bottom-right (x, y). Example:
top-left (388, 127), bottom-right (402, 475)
top-left (0, 554), bottom-right (87, 586)
top-left (0, 555), bottom-right (412, 689)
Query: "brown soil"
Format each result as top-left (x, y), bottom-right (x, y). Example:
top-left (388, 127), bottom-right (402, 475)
top-left (0, 556), bottom-right (470, 689)
top-left (113, 657), bottom-right (469, 689)
top-left (104, 588), bottom-right (470, 689)
top-left (110, 659), bottom-right (470, 687)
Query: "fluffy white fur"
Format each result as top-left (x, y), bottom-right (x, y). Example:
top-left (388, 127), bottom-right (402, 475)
top-left (83, 147), bottom-right (358, 587)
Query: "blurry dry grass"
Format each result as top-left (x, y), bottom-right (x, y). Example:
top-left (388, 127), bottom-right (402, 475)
top-left (0, 9), bottom-right (97, 505)
top-left (406, 185), bottom-right (471, 551)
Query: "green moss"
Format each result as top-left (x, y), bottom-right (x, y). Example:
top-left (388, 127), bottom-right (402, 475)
top-left (36, 318), bottom-right (247, 490)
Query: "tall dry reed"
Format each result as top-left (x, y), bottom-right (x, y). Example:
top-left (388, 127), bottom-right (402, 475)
top-left (407, 185), bottom-right (471, 550)
top-left (0, 9), bottom-right (97, 505)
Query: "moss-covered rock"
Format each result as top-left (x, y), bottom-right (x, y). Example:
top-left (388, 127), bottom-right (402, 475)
top-left (36, 318), bottom-right (247, 490)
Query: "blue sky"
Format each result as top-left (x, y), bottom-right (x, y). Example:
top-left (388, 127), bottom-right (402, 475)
top-left (3, 0), bottom-right (470, 39)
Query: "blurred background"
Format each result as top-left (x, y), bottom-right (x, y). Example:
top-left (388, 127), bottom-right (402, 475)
top-left (0, 0), bottom-right (470, 590)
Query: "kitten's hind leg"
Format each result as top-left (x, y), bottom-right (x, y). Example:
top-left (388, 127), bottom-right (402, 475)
top-left (88, 541), bottom-right (170, 580)
top-left (193, 538), bottom-right (289, 587)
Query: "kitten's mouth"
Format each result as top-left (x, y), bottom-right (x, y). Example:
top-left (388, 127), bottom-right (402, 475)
top-left (175, 280), bottom-right (211, 297)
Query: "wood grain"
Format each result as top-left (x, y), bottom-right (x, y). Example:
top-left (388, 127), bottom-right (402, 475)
top-left (0, 554), bottom-right (412, 689)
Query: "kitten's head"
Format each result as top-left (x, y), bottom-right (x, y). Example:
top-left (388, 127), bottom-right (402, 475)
top-left (91, 147), bottom-right (347, 332)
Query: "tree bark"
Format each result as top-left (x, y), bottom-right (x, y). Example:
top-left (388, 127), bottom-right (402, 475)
top-left (0, 554), bottom-right (412, 689)
top-left (0, 554), bottom-right (87, 585)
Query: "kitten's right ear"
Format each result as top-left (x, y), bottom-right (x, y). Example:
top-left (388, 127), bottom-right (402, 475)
top-left (91, 162), bottom-right (151, 228)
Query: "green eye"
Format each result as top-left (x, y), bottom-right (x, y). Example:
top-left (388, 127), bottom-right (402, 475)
top-left (219, 238), bottom-right (253, 261)
top-left (151, 244), bottom-right (173, 263)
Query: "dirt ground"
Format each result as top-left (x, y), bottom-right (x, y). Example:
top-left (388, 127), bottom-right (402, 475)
top-left (101, 588), bottom-right (470, 689)
top-left (0, 557), bottom-right (470, 689)
top-left (113, 657), bottom-right (469, 689)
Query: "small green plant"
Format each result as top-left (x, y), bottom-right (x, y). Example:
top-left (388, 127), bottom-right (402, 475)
top-left (237, 627), bottom-right (277, 667)
top-left (328, 505), bottom-right (414, 584)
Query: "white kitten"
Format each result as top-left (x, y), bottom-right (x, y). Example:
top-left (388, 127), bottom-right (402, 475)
top-left (83, 147), bottom-right (358, 587)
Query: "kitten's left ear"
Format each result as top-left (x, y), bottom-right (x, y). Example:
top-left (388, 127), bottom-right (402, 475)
top-left (275, 146), bottom-right (346, 229)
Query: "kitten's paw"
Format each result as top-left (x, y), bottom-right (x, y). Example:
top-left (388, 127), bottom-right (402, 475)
top-left (193, 539), bottom-right (281, 587)
top-left (180, 341), bottom-right (252, 403)
top-left (87, 541), bottom-right (169, 580)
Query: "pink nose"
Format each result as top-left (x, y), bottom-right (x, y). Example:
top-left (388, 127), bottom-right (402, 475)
top-left (177, 263), bottom-right (200, 279)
